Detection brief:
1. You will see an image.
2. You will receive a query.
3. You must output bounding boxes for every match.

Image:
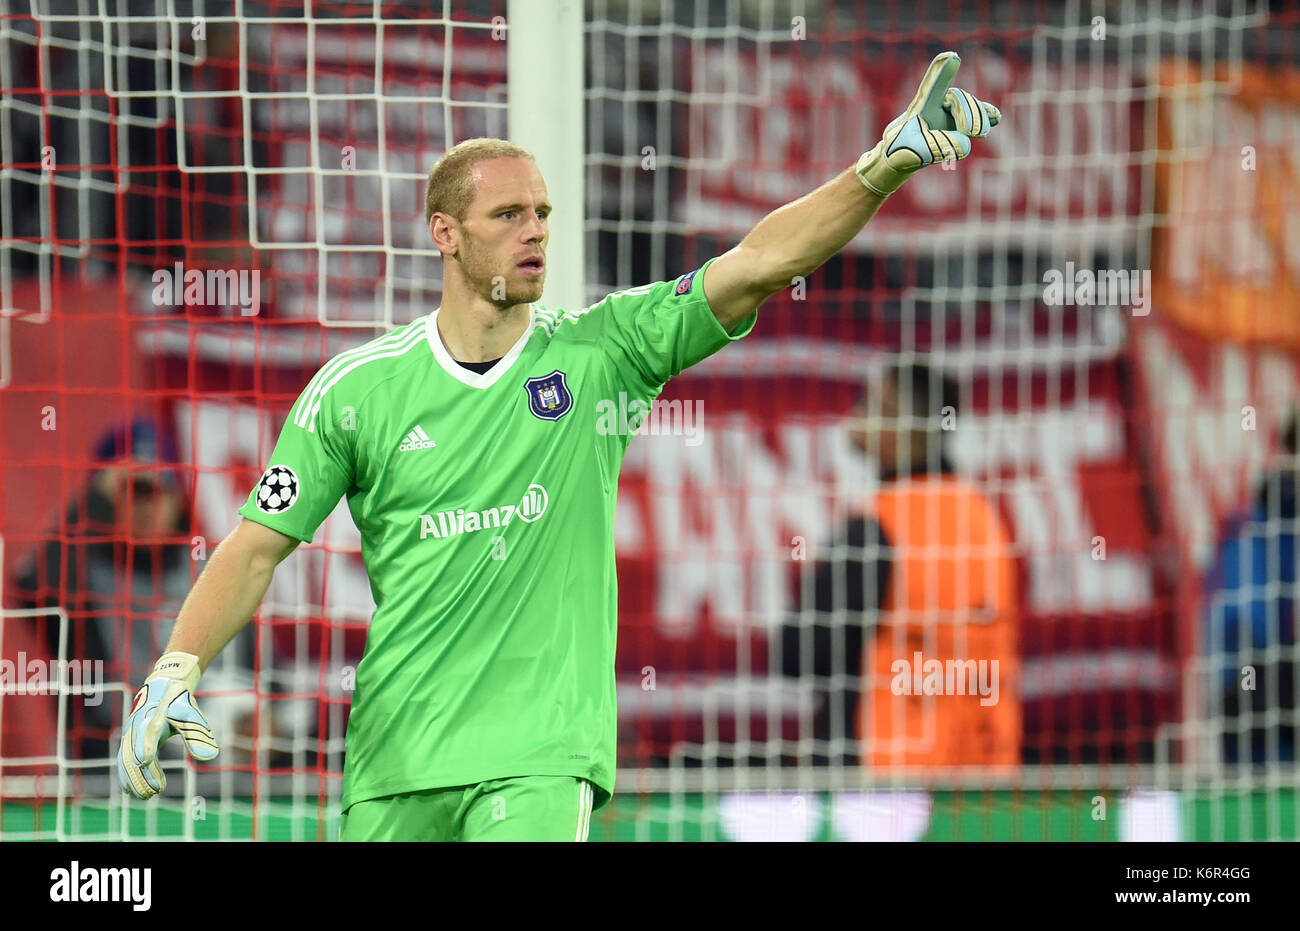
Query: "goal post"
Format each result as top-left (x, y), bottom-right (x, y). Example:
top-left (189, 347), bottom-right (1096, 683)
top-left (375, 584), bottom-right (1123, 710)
top-left (506, 0), bottom-right (585, 313)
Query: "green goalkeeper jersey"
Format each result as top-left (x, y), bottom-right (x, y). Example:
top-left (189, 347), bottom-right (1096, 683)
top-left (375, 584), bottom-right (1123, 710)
top-left (238, 258), bottom-right (755, 811)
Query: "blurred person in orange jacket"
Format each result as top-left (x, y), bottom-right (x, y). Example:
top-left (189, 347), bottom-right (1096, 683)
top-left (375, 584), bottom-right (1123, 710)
top-left (779, 361), bottom-right (1020, 773)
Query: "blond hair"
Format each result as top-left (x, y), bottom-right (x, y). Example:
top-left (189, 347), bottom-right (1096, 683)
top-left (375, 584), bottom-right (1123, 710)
top-left (425, 138), bottom-right (536, 224)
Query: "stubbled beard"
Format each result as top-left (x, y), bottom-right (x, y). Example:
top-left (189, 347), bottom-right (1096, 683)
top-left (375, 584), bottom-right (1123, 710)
top-left (459, 238), bottom-right (544, 308)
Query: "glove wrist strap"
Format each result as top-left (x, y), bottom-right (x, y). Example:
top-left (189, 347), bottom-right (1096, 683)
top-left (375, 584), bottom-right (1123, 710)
top-left (150, 651), bottom-right (202, 693)
top-left (855, 146), bottom-right (903, 197)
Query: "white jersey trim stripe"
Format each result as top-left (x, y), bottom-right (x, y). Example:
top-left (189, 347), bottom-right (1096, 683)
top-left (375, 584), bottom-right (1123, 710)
top-left (575, 780), bottom-right (591, 842)
top-left (292, 324), bottom-right (425, 430)
top-left (600, 281), bottom-right (658, 300)
top-left (292, 326), bottom-right (412, 429)
top-left (297, 325), bottom-right (427, 433)
top-left (533, 280), bottom-right (669, 336)
top-left (584, 782), bottom-right (593, 841)
top-left (574, 781), bottom-right (582, 842)
top-left (292, 326), bottom-right (411, 428)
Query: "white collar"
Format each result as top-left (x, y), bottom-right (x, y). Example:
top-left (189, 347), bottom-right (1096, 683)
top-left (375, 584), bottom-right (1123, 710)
top-left (425, 305), bottom-right (535, 390)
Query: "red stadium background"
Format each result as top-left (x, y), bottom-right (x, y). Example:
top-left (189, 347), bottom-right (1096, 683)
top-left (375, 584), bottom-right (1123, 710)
top-left (3, 20), bottom-right (1298, 786)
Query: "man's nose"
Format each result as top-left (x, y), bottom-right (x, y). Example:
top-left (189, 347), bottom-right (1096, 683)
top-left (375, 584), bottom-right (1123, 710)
top-left (522, 214), bottom-right (545, 242)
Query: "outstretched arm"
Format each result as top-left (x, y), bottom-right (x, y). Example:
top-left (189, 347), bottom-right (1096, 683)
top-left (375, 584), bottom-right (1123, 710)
top-left (702, 170), bottom-right (886, 332)
top-left (702, 51), bottom-right (1000, 332)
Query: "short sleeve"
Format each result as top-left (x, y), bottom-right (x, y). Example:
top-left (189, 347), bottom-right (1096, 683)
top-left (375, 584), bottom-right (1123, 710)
top-left (237, 365), bottom-right (355, 543)
top-left (595, 256), bottom-right (757, 397)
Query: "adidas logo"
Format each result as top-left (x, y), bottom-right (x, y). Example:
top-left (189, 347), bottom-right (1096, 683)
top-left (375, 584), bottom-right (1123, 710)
top-left (399, 425), bottom-right (438, 451)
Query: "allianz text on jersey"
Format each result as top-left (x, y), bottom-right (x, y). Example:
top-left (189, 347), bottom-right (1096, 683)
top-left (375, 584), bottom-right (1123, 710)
top-left (418, 483), bottom-right (549, 540)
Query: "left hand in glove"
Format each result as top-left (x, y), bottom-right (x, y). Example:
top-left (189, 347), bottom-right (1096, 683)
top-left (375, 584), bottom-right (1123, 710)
top-left (117, 651), bottom-right (220, 799)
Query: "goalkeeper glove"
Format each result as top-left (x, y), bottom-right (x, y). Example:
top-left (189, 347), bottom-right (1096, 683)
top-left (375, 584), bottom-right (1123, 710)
top-left (855, 51), bottom-right (1001, 197)
top-left (117, 651), bottom-right (219, 799)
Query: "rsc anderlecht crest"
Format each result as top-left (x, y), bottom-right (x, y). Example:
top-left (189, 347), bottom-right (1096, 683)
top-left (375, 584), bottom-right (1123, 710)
top-left (524, 370), bottom-right (574, 421)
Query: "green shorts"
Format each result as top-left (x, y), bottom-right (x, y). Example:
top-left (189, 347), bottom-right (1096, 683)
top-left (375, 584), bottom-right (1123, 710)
top-left (339, 775), bottom-right (597, 842)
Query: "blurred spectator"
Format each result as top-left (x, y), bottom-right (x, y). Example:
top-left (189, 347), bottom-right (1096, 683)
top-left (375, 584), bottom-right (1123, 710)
top-left (1206, 408), bottom-right (1297, 765)
top-left (778, 362), bottom-right (1020, 771)
top-left (10, 418), bottom-right (197, 760)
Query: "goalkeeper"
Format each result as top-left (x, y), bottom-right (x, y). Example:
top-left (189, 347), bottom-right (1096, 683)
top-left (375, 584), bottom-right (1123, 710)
top-left (118, 52), bottom-right (1000, 841)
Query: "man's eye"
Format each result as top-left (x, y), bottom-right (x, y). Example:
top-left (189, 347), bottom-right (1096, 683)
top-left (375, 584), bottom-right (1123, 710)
top-left (500, 210), bottom-right (515, 220)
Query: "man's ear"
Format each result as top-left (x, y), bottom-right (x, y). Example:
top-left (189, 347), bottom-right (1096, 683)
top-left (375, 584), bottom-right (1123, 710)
top-left (429, 213), bottom-right (458, 256)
